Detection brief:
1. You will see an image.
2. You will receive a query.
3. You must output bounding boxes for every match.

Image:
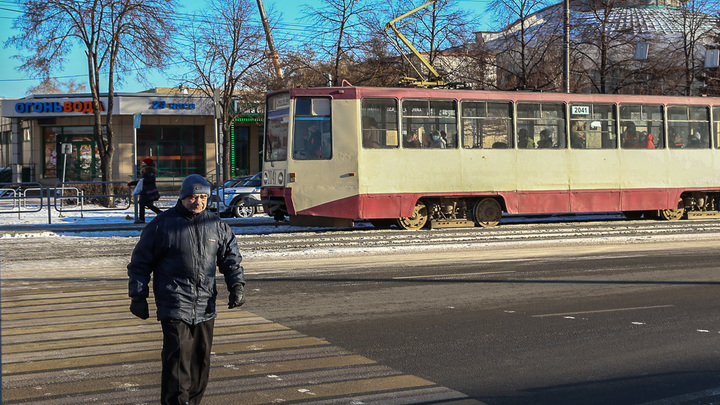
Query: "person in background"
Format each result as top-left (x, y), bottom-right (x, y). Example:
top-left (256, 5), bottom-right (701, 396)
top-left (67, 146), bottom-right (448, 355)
top-left (518, 128), bottom-right (535, 149)
top-left (403, 130), bottom-right (421, 148)
top-left (303, 124), bottom-right (322, 157)
top-left (669, 128), bottom-right (684, 148)
top-left (645, 133), bottom-right (656, 149)
top-left (132, 157), bottom-right (162, 224)
top-left (537, 129), bottom-right (554, 148)
top-left (127, 174), bottom-right (246, 405)
top-left (687, 131), bottom-right (704, 148)
top-left (428, 130), bottom-right (447, 148)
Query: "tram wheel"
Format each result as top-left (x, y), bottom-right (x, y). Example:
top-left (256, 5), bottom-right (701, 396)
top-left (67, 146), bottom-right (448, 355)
top-left (473, 198), bottom-right (502, 227)
top-left (396, 200), bottom-right (428, 230)
top-left (659, 199), bottom-right (685, 221)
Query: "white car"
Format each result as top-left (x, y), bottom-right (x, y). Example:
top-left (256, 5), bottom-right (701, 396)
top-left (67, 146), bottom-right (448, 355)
top-left (216, 173), bottom-right (263, 218)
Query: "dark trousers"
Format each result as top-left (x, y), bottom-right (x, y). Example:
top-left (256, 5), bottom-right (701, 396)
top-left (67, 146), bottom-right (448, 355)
top-left (160, 319), bottom-right (215, 405)
top-left (139, 200), bottom-right (162, 221)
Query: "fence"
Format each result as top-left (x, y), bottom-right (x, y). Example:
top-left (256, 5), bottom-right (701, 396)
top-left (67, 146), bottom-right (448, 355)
top-left (0, 180), bottom-right (225, 224)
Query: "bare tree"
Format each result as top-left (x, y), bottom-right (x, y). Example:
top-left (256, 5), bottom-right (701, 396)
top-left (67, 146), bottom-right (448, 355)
top-left (8, 0), bottom-right (177, 203)
top-left (394, 0), bottom-right (475, 82)
top-left (182, 0), bottom-right (267, 182)
top-left (305, 0), bottom-right (373, 86)
top-left (27, 77), bottom-right (87, 95)
top-left (665, 0), bottom-right (719, 95)
top-left (570, 0), bottom-right (646, 94)
top-left (484, 0), bottom-right (563, 90)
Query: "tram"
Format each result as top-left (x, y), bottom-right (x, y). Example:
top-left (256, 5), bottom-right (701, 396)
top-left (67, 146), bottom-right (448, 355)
top-left (260, 86), bottom-right (720, 230)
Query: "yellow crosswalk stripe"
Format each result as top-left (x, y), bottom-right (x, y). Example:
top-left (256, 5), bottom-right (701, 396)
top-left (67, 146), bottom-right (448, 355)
top-left (2, 286), bottom-right (480, 404)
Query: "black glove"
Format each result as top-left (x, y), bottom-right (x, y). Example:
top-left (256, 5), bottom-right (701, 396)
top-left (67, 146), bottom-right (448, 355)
top-left (228, 284), bottom-right (245, 309)
top-left (130, 296), bottom-right (149, 320)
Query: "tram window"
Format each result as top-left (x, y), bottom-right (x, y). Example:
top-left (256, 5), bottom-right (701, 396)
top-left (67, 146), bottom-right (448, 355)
top-left (461, 101), bottom-right (513, 149)
top-left (569, 104), bottom-right (616, 149)
top-left (361, 98), bottom-right (398, 149)
top-left (667, 105), bottom-right (709, 149)
top-left (516, 102), bottom-right (566, 149)
top-left (620, 104), bottom-right (664, 149)
top-left (292, 97), bottom-right (332, 160)
top-left (402, 99), bottom-right (457, 148)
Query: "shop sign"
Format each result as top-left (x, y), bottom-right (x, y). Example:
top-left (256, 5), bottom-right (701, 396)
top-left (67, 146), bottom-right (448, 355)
top-left (14, 100), bottom-right (105, 114)
top-left (150, 100), bottom-right (196, 110)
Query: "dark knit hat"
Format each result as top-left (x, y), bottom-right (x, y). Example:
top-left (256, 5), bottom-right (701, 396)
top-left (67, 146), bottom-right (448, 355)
top-left (179, 174), bottom-right (211, 200)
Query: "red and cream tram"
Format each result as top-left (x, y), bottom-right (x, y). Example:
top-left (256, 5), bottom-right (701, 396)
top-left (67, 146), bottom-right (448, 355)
top-left (260, 86), bottom-right (720, 230)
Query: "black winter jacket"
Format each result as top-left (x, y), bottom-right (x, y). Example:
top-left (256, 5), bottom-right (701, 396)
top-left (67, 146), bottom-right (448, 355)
top-left (127, 202), bottom-right (245, 324)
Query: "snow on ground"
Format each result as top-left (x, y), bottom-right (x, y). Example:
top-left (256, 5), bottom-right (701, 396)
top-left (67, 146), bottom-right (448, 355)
top-left (0, 201), bottom-right (628, 240)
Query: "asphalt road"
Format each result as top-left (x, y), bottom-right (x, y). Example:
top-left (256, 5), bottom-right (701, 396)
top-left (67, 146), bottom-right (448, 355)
top-left (3, 219), bottom-right (720, 404)
top-left (245, 238), bottom-right (720, 405)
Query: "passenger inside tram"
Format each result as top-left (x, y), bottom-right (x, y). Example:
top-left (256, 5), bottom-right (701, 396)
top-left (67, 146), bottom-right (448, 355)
top-left (403, 130), bottom-right (421, 148)
top-left (517, 128), bottom-right (535, 149)
top-left (427, 130), bottom-right (447, 148)
top-left (537, 129), bottom-right (554, 148)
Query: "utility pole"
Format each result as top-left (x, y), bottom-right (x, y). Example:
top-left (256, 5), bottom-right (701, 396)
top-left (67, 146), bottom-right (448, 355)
top-left (256, 0), bottom-right (283, 80)
top-left (563, 0), bottom-right (570, 93)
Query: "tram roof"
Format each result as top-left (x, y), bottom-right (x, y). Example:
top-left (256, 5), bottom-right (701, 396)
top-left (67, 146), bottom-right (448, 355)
top-left (272, 86), bottom-right (720, 105)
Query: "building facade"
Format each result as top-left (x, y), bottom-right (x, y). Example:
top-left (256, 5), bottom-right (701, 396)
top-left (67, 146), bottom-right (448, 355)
top-left (0, 90), bottom-right (262, 186)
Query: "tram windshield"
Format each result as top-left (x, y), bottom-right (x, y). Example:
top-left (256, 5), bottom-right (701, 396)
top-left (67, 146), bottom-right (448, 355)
top-left (265, 93), bottom-right (290, 162)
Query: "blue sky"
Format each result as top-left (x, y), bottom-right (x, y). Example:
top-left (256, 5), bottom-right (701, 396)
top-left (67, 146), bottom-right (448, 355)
top-left (0, 0), bottom-right (492, 99)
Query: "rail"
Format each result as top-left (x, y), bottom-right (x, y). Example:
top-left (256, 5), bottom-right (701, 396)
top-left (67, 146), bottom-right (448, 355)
top-left (0, 180), bottom-right (227, 224)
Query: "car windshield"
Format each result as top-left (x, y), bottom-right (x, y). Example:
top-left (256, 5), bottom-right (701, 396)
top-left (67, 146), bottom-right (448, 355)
top-left (240, 173), bottom-right (261, 187)
top-left (223, 176), bottom-right (249, 188)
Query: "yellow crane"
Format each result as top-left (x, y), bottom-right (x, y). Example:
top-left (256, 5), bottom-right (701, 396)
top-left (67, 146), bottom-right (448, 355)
top-left (384, 0), bottom-right (445, 87)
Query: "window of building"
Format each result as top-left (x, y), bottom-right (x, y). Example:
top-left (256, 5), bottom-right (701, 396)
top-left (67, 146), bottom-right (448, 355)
top-left (569, 104), bottom-right (616, 149)
top-left (293, 97), bottom-right (332, 160)
top-left (231, 124), bottom-right (250, 177)
top-left (0, 130), bottom-right (10, 167)
top-left (668, 105), bottom-right (709, 149)
top-left (516, 102), bottom-right (566, 149)
top-left (402, 99), bottom-right (457, 149)
top-left (620, 104), bottom-right (664, 149)
top-left (361, 98), bottom-right (399, 148)
top-left (137, 125), bottom-right (205, 178)
top-left (461, 101), bottom-right (513, 149)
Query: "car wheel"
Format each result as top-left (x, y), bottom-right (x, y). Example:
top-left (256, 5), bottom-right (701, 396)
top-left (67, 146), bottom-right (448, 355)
top-left (232, 199), bottom-right (256, 218)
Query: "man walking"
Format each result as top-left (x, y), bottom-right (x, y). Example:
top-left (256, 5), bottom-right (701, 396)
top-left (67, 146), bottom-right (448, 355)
top-left (127, 174), bottom-right (245, 405)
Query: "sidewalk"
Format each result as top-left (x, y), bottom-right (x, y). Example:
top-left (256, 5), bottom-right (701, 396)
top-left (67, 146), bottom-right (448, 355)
top-left (0, 206), bottom-right (278, 236)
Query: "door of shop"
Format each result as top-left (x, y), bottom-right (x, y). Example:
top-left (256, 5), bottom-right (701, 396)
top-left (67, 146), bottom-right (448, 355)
top-left (61, 142), bottom-right (95, 181)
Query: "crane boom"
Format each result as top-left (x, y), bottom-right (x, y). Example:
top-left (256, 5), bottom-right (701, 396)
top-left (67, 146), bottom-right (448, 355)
top-left (257, 0), bottom-right (283, 80)
top-left (384, 0), bottom-right (445, 87)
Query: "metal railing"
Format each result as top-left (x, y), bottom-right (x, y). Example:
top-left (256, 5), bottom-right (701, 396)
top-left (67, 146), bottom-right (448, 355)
top-left (0, 180), bottom-right (234, 224)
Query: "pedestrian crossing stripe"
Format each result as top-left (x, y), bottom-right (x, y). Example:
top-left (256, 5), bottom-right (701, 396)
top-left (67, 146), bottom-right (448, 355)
top-left (2, 285), bottom-right (481, 404)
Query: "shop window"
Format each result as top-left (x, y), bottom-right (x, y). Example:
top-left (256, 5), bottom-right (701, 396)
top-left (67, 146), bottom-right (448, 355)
top-left (137, 125), bottom-right (205, 177)
top-left (42, 126), bottom-right (102, 180)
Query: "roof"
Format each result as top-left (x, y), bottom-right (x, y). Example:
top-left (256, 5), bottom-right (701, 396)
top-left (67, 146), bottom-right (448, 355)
top-left (478, 2), bottom-right (718, 43)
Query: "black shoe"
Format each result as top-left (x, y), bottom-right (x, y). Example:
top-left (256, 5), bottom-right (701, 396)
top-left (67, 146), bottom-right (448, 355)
top-left (134, 220), bottom-right (145, 224)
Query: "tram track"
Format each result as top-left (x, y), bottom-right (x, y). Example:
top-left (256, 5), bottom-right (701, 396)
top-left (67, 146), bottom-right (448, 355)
top-left (3, 218), bottom-right (720, 264)
top-left (234, 218), bottom-right (720, 254)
